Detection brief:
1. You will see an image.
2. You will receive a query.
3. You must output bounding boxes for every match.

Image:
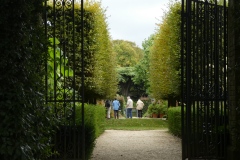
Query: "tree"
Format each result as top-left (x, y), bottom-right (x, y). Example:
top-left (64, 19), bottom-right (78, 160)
top-left (117, 67), bottom-right (135, 97)
top-left (86, 1), bottom-right (118, 100)
top-left (112, 40), bottom-right (144, 99)
top-left (113, 40), bottom-right (143, 67)
top-left (149, 1), bottom-right (181, 106)
top-left (132, 34), bottom-right (155, 96)
top-left (47, 1), bottom-right (118, 103)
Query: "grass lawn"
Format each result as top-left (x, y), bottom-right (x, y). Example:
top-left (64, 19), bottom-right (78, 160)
top-left (105, 118), bottom-right (168, 130)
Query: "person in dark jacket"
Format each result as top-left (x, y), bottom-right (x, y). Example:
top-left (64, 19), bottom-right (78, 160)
top-left (105, 99), bottom-right (111, 119)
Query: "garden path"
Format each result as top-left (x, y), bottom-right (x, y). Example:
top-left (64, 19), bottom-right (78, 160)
top-left (91, 129), bottom-right (182, 160)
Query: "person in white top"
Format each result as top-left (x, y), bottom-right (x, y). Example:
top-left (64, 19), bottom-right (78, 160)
top-left (136, 98), bottom-right (144, 118)
top-left (126, 96), bottom-right (133, 118)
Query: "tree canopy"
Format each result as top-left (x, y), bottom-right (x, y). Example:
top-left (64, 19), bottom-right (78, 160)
top-left (132, 34), bottom-right (155, 96)
top-left (47, 1), bottom-right (118, 102)
top-left (112, 39), bottom-right (144, 98)
top-left (149, 1), bottom-right (181, 102)
top-left (112, 40), bottom-right (143, 67)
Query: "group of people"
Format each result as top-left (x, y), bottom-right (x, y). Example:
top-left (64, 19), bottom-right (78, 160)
top-left (105, 98), bottom-right (120, 119)
top-left (105, 96), bottom-right (145, 119)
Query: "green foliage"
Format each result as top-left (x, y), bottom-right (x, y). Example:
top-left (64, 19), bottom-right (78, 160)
top-left (148, 103), bottom-right (161, 114)
top-left (142, 99), bottom-right (152, 115)
top-left (47, 37), bottom-right (74, 98)
top-left (74, 103), bottom-right (106, 159)
top-left (149, 1), bottom-right (181, 100)
top-left (86, 2), bottom-right (118, 99)
top-left (75, 103), bottom-right (106, 138)
top-left (117, 67), bottom-right (135, 82)
top-left (105, 119), bottom-right (168, 130)
top-left (113, 40), bottom-right (143, 67)
top-left (147, 100), bottom-right (168, 116)
top-left (117, 67), bottom-right (135, 97)
top-left (47, 1), bottom-right (118, 102)
top-left (218, 0), bottom-right (228, 6)
top-left (112, 39), bottom-right (145, 98)
top-left (51, 103), bottom-right (105, 160)
top-left (159, 100), bottom-right (168, 114)
top-left (0, 0), bottom-right (56, 159)
top-left (168, 107), bottom-right (182, 137)
top-left (133, 35), bottom-right (155, 95)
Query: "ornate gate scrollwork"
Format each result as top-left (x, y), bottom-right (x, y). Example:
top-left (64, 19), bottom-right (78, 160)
top-left (44, 0), bottom-right (85, 159)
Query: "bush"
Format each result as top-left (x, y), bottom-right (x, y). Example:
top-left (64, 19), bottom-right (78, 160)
top-left (49, 103), bottom-right (105, 160)
top-left (159, 100), bottom-right (168, 115)
top-left (168, 107), bottom-right (181, 137)
top-left (148, 103), bottom-right (161, 114)
top-left (75, 103), bottom-right (106, 159)
top-left (142, 99), bottom-right (152, 116)
top-left (147, 100), bottom-right (168, 117)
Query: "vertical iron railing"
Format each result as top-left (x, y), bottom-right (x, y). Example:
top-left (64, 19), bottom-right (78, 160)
top-left (181, 0), bottom-right (228, 159)
top-left (80, 1), bottom-right (85, 159)
top-left (44, 0), bottom-right (85, 159)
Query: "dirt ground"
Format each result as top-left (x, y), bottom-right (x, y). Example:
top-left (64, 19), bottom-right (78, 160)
top-left (91, 130), bottom-right (182, 160)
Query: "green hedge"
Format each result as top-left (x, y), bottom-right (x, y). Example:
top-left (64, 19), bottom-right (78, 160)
top-left (0, 1), bottom-right (56, 159)
top-left (168, 107), bottom-right (182, 137)
top-left (76, 103), bottom-right (106, 137)
top-left (50, 103), bottom-right (105, 160)
top-left (76, 103), bottom-right (105, 159)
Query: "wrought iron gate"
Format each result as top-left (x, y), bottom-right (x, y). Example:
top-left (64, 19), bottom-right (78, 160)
top-left (44, 0), bottom-right (85, 159)
top-left (181, 0), bottom-right (228, 159)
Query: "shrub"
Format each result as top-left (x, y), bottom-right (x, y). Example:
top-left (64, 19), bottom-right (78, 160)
top-left (142, 99), bottom-right (152, 115)
top-left (49, 103), bottom-right (105, 160)
top-left (168, 107), bottom-right (181, 137)
top-left (148, 103), bottom-right (161, 114)
top-left (159, 100), bottom-right (168, 115)
top-left (75, 103), bottom-right (106, 159)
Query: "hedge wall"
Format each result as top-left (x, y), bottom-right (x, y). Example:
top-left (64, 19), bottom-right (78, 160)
top-left (0, 0), bottom-right (56, 159)
top-left (50, 104), bottom-right (106, 160)
top-left (168, 107), bottom-right (182, 137)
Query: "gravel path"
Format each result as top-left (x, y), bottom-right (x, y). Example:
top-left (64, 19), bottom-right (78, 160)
top-left (91, 130), bottom-right (182, 160)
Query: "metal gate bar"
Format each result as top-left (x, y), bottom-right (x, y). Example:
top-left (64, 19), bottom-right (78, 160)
top-left (181, 0), bottom-right (228, 159)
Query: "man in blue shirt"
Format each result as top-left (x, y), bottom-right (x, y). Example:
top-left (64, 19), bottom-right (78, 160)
top-left (112, 98), bottom-right (120, 119)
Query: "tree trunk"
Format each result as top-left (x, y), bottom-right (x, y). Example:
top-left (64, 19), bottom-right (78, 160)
top-left (168, 98), bottom-right (177, 107)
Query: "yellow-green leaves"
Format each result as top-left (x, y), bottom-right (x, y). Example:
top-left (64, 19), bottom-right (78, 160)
top-left (149, 1), bottom-right (181, 100)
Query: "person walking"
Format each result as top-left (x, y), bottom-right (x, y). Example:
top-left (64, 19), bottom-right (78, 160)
top-left (136, 98), bottom-right (144, 118)
top-left (126, 96), bottom-right (133, 118)
top-left (105, 99), bottom-right (111, 119)
top-left (112, 98), bottom-right (120, 119)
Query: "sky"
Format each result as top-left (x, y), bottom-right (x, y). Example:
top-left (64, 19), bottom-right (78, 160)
top-left (97, 0), bottom-right (170, 48)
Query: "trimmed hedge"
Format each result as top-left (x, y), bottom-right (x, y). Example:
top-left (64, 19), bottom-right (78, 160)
top-left (50, 103), bottom-right (105, 159)
top-left (168, 107), bottom-right (182, 137)
top-left (75, 103), bottom-right (106, 138)
top-left (76, 103), bottom-right (106, 159)
top-left (51, 103), bottom-right (105, 160)
top-left (46, 1), bottom-right (118, 102)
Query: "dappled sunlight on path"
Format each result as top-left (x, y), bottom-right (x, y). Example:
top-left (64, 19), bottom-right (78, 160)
top-left (91, 130), bottom-right (181, 160)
